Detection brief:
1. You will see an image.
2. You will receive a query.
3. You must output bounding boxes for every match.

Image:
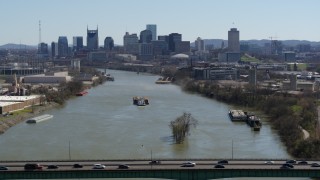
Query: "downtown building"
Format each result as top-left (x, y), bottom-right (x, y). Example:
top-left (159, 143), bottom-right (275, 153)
top-left (58, 36), bottom-right (69, 58)
top-left (87, 27), bottom-right (99, 51)
top-left (123, 32), bottom-right (139, 54)
top-left (104, 37), bottom-right (114, 51)
top-left (73, 36), bottom-right (83, 51)
top-left (146, 24), bottom-right (157, 41)
top-left (219, 28), bottom-right (240, 63)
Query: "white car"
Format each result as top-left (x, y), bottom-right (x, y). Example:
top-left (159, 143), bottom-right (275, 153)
top-left (264, 161), bottom-right (274, 165)
top-left (181, 162), bottom-right (196, 167)
top-left (93, 164), bottom-right (106, 169)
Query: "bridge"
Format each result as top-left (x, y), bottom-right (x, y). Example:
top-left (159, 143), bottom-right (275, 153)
top-left (1, 159), bottom-right (320, 179)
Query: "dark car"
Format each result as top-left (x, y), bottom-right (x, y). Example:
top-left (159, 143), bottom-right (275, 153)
top-left (280, 165), bottom-right (292, 169)
top-left (24, 163), bottom-right (43, 170)
top-left (118, 164), bottom-right (130, 169)
top-left (214, 164), bottom-right (225, 168)
top-left (286, 159), bottom-right (296, 164)
top-left (217, 160), bottom-right (229, 165)
top-left (47, 165), bottom-right (59, 169)
top-left (73, 164), bottom-right (83, 168)
top-left (149, 160), bottom-right (161, 165)
top-left (0, 166), bottom-right (8, 170)
top-left (298, 161), bottom-right (308, 165)
top-left (311, 163), bottom-right (320, 167)
top-left (282, 163), bottom-right (294, 168)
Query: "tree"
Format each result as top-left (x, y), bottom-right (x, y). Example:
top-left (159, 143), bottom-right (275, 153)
top-left (169, 112), bottom-right (198, 144)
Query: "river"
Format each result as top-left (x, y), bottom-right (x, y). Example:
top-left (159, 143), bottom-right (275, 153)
top-left (0, 69), bottom-right (309, 180)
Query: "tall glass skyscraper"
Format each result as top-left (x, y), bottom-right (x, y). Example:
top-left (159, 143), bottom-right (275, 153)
top-left (146, 24), bottom-right (157, 41)
top-left (58, 36), bottom-right (68, 57)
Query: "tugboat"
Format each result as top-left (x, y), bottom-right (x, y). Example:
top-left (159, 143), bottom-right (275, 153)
top-left (246, 114), bottom-right (262, 131)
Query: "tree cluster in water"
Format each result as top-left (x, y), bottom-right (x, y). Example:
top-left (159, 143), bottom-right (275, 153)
top-left (170, 112), bottom-right (198, 144)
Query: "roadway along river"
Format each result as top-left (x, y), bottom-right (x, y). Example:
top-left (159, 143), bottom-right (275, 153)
top-left (0, 69), bottom-right (310, 180)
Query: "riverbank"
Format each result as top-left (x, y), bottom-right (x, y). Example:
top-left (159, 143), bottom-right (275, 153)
top-left (0, 102), bottom-right (60, 134)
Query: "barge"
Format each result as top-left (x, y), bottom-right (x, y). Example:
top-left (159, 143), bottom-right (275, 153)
top-left (26, 114), bottom-right (53, 124)
top-left (228, 110), bottom-right (247, 121)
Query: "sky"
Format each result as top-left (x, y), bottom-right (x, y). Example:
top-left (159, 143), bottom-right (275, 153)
top-left (1, 0), bottom-right (320, 46)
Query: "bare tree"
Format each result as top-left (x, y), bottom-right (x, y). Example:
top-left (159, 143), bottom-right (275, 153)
top-left (170, 112), bottom-right (198, 144)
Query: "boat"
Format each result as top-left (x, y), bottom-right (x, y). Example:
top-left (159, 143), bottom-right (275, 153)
top-left (228, 110), bottom-right (247, 121)
top-left (246, 114), bottom-right (262, 131)
top-left (26, 114), bottom-right (53, 124)
top-left (105, 74), bottom-right (114, 81)
top-left (133, 96), bottom-right (149, 106)
top-left (155, 77), bottom-right (172, 84)
top-left (76, 91), bottom-right (88, 96)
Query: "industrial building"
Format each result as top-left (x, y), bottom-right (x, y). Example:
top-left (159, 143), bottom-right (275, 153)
top-left (0, 95), bottom-right (44, 114)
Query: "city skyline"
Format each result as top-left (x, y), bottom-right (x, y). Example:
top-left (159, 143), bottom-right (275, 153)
top-left (1, 0), bottom-right (320, 46)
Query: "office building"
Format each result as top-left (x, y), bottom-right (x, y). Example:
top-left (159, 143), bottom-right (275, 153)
top-left (87, 27), bottom-right (99, 50)
top-left (139, 30), bottom-right (152, 43)
top-left (228, 28), bottom-right (240, 52)
top-left (104, 37), bottom-right (114, 51)
top-left (152, 40), bottom-right (168, 56)
top-left (73, 36), bottom-right (83, 51)
top-left (38, 43), bottom-right (48, 55)
top-left (146, 24), bottom-right (157, 41)
top-left (175, 41), bottom-right (190, 54)
top-left (195, 37), bottom-right (205, 51)
top-left (168, 33), bottom-right (182, 52)
top-left (51, 42), bottom-right (58, 58)
top-left (158, 35), bottom-right (169, 42)
top-left (123, 32), bottom-right (139, 54)
top-left (58, 36), bottom-right (68, 57)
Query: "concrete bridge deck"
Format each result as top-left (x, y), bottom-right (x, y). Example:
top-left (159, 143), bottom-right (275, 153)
top-left (0, 159), bottom-right (319, 179)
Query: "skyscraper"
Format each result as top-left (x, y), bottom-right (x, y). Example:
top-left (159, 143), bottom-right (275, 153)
top-left (146, 24), bottom-right (157, 41)
top-left (87, 26), bottom-right (99, 50)
top-left (139, 30), bottom-right (152, 43)
top-left (195, 37), bottom-right (205, 51)
top-left (73, 36), bottom-right (83, 51)
top-left (104, 37), bottom-right (114, 51)
top-left (58, 36), bottom-right (68, 57)
top-left (123, 32), bottom-right (139, 54)
top-left (228, 28), bottom-right (240, 52)
top-left (168, 33), bottom-right (182, 52)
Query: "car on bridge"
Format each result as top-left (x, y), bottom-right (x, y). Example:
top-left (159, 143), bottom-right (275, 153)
top-left (24, 163), bottom-right (43, 170)
top-left (282, 163), bottom-right (294, 168)
top-left (214, 164), bottom-right (225, 168)
top-left (47, 165), bottom-right (59, 169)
top-left (298, 161), bottom-right (308, 165)
top-left (264, 161), bottom-right (274, 165)
top-left (311, 163), bottom-right (320, 167)
top-left (0, 166), bottom-right (8, 170)
top-left (118, 164), bottom-right (130, 169)
top-left (93, 164), bottom-right (106, 169)
top-left (149, 160), bottom-right (161, 165)
top-left (181, 162), bottom-right (196, 167)
top-left (217, 160), bottom-right (228, 165)
top-left (286, 159), bottom-right (296, 164)
top-left (73, 164), bottom-right (83, 168)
